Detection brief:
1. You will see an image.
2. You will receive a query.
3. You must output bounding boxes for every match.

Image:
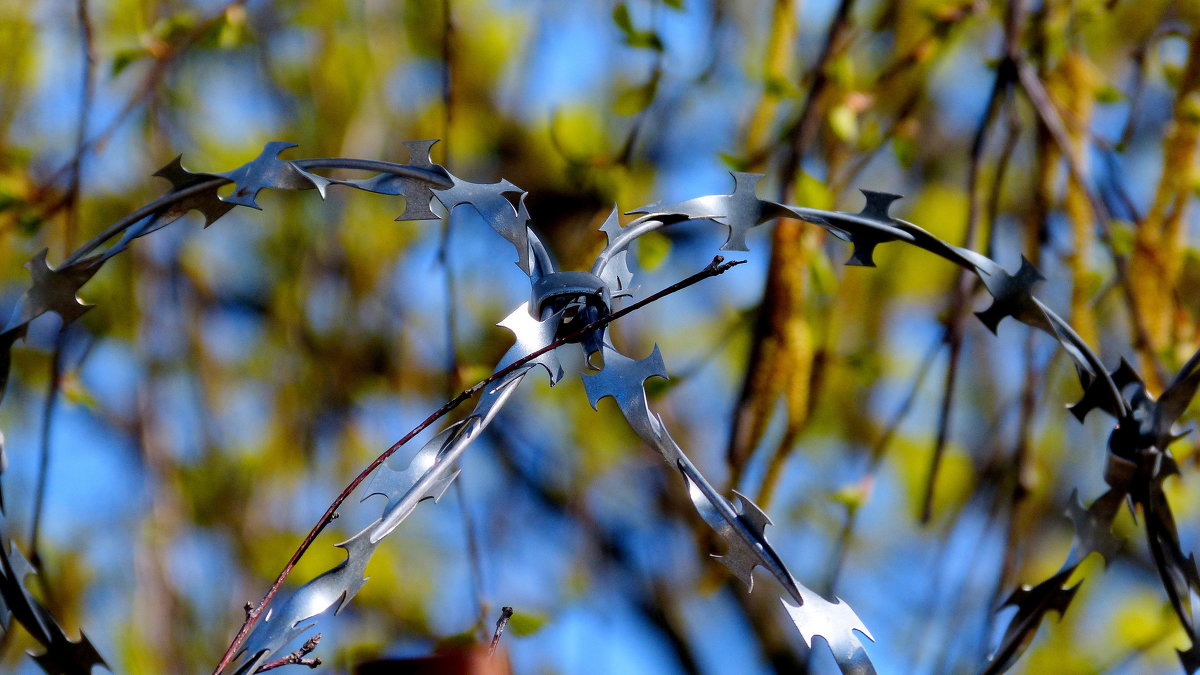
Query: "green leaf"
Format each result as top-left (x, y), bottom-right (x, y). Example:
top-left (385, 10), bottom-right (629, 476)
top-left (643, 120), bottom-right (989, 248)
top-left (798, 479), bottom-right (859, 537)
top-left (828, 104), bottom-right (858, 143)
top-left (625, 29), bottom-right (664, 51)
top-left (830, 479), bottom-right (869, 512)
top-left (612, 3), bottom-right (633, 33)
top-left (809, 249), bottom-right (838, 296)
top-left (217, 5), bottom-right (249, 49)
top-left (892, 135), bottom-right (916, 168)
top-left (644, 374), bottom-right (681, 398)
top-left (62, 374), bottom-right (98, 410)
top-left (150, 12), bottom-right (198, 44)
top-left (0, 190), bottom-right (23, 213)
top-left (763, 74), bottom-right (797, 99)
top-left (507, 611), bottom-right (548, 637)
top-left (614, 77), bottom-right (659, 115)
top-left (1183, 91), bottom-right (1200, 125)
top-left (793, 171), bottom-right (833, 210)
top-left (1094, 83), bottom-right (1124, 104)
top-left (663, 0), bottom-right (684, 8)
top-left (111, 48), bottom-right (145, 77)
top-left (1164, 62), bottom-right (1183, 89)
top-left (612, 4), bottom-right (663, 51)
top-left (17, 212), bottom-right (43, 235)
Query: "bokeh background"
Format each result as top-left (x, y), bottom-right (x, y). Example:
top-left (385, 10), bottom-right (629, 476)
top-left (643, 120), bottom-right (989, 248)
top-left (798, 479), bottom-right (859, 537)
top-left (0, 0), bottom-right (1199, 673)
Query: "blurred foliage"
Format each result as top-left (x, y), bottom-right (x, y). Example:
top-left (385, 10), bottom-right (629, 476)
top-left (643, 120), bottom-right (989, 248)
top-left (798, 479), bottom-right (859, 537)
top-left (0, 0), bottom-right (1199, 673)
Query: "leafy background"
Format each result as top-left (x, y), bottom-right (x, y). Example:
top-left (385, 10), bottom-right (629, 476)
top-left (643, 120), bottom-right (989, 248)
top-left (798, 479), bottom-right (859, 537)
top-left (0, 0), bottom-right (1198, 673)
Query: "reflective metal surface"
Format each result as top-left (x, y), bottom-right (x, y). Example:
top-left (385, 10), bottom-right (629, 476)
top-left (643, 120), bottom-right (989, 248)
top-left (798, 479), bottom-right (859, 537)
top-left (1, 142), bottom-right (1197, 675)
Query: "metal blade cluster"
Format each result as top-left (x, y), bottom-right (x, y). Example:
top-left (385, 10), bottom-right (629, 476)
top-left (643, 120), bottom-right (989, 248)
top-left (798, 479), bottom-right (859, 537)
top-left (232, 325), bottom-right (553, 673)
top-left (1, 143), bottom-right (1196, 675)
top-left (582, 345), bottom-right (876, 674)
top-left (605, 170), bottom-right (1200, 674)
top-left (0, 434), bottom-right (107, 675)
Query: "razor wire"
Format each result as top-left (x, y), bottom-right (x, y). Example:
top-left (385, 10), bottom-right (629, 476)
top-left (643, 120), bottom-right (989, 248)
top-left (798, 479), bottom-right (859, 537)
top-left (0, 141), bottom-right (1194, 674)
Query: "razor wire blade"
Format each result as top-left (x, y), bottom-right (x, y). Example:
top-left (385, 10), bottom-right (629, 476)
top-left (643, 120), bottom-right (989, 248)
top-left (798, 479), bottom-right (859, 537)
top-left (0, 141), bottom-right (1196, 675)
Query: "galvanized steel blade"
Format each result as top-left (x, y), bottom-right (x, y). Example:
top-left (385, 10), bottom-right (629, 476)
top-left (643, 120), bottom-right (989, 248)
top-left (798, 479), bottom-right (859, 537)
top-left (152, 155), bottom-right (236, 227)
top-left (581, 342), bottom-right (875, 673)
top-left (325, 140), bottom-right (446, 221)
top-left (217, 141), bottom-right (331, 209)
top-left (5, 249), bottom-right (104, 332)
top-left (231, 337), bottom-right (541, 673)
top-left (434, 174), bottom-right (533, 274)
top-left (982, 567), bottom-right (1081, 675)
top-left (497, 302), bottom-right (565, 384)
top-left (780, 190), bottom-right (914, 267)
top-left (627, 171), bottom-right (792, 251)
top-left (596, 208), bottom-right (637, 299)
top-left (0, 510), bottom-right (107, 674)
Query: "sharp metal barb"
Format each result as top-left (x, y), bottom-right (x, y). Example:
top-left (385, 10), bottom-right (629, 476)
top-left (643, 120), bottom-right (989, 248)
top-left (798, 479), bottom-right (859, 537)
top-left (153, 155), bottom-right (236, 226)
top-left (233, 527), bottom-right (378, 675)
top-left (325, 140), bottom-right (445, 221)
top-left (582, 344), bottom-right (670, 446)
top-left (0, 511), bottom-right (107, 674)
top-left (627, 171), bottom-right (791, 251)
top-left (1144, 485), bottom-right (1200, 670)
top-left (5, 249), bottom-right (104, 333)
top-left (362, 424), bottom-right (463, 512)
top-left (1064, 488), bottom-right (1123, 566)
top-left (218, 142), bottom-right (331, 209)
top-left (497, 302), bottom-right (564, 384)
top-left (1069, 359), bottom-right (1142, 423)
top-left (782, 596), bottom-right (876, 675)
top-left (2, 141), bottom-right (1198, 675)
top-left (782, 190), bottom-right (914, 267)
top-left (1152, 365), bottom-right (1200, 450)
top-left (230, 342), bottom-right (537, 673)
top-left (98, 158), bottom-right (235, 262)
top-left (434, 175), bottom-right (533, 274)
top-left (971, 256), bottom-right (1048, 334)
top-left (582, 341), bottom-right (875, 672)
top-left (982, 568), bottom-right (1081, 675)
top-left (597, 208), bottom-right (637, 298)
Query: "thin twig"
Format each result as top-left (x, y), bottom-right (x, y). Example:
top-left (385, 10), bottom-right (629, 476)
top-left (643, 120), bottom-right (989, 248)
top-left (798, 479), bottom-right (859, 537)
top-left (437, 0), bottom-right (489, 638)
top-left (488, 606), bottom-right (513, 656)
top-left (213, 256), bottom-right (745, 674)
top-left (776, 0), bottom-right (855, 188)
top-left (919, 0), bottom-right (1027, 523)
top-left (919, 59), bottom-right (1014, 525)
top-left (819, 335), bottom-right (944, 595)
top-left (65, 0), bottom-right (95, 252)
top-left (253, 634), bottom-right (321, 673)
top-left (1014, 59), bottom-right (1166, 387)
top-left (35, 0), bottom-right (248, 215)
top-left (29, 329), bottom-right (66, 570)
top-left (725, 0), bottom-right (855, 492)
top-left (489, 420), bottom-right (704, 674)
